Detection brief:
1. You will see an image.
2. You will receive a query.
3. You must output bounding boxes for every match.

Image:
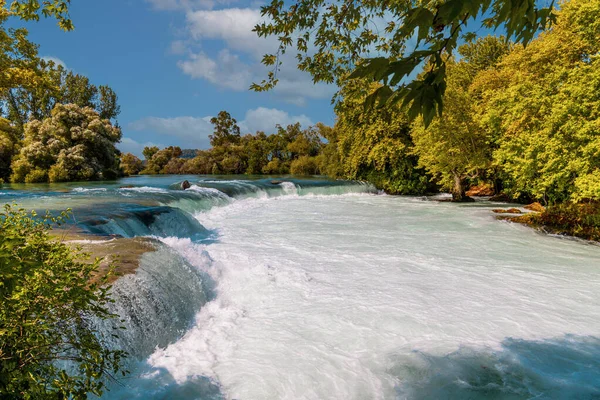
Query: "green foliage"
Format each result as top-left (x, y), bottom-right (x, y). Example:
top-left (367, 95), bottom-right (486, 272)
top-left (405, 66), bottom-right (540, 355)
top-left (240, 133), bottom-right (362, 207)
top-left (3, 59), bottom-right (122, 129)
top-left (0, 205), bottom-right (126, 399)
top-left (10, 103), bottom-right (122, 183)
top-left (520, 202), bottom-right (600, 242)
top-left (0, 117), bottom-right (19, 181)
top-left (119, 153), bottom-right (143, 176)
top-left (140, 146), bottom-right (182, 175)
top-left (329, 79), bottom-right (430, 195)
top-left (253, 0), bottom-right (556, 124)
top-left (476, 0), bottom-right (600, 203)
top-left (411, 37), bottom-right (510, 201)
top-left (3, 0), bottom-right (73, 30)
top-left (135, 114), bottom-right (330, 177)
top-left (209, 111), bottom-right (241, 148)
top-left (290, 155), bottom-right (319, 175)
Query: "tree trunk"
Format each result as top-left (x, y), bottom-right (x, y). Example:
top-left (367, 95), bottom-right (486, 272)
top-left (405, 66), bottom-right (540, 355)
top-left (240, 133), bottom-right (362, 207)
top-left (452, 173), bottom-right (466, 202)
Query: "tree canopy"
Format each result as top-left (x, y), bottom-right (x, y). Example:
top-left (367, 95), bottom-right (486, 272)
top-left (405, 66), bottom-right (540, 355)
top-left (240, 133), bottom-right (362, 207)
top-left (253, 0), bottom-right (556, 125)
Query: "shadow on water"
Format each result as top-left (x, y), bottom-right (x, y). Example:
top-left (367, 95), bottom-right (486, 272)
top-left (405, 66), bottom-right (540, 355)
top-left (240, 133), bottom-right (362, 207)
top-left (391, 335), bottom-right (600, 399)
top-left (100, 366), bottom-right (224, 400)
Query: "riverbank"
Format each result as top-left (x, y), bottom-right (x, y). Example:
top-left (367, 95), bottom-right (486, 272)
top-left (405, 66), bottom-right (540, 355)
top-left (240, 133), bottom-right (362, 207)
top-left (497, 202), bottom-right (600, 243)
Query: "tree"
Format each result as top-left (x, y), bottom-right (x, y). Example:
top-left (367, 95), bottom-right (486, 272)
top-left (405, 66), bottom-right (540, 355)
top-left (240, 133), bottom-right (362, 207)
top-left (142, 146), bottom-right (159, 161)
top-left (476, 0), bottom-right (600, 203)
top-left (140, 146), bottom-right (182, 175)
top-left (253, 0), bottom-right (556, 125)
top-left (0, 205), bottom-right (126, 399)
top-left (331, 78), bottom-right (429, 195)
top-left (10, 103), bottom-right (122, 183)
top-left (209, 111), bottom-right (241, 147)
top-left (120, 152), bottom-right (143, 176)
top-left (411, 37), bottom-right (510, 201)
top-left (2, 58), bottom-right (122, 131)
top-left (0, 117), bottom-right (18, 181)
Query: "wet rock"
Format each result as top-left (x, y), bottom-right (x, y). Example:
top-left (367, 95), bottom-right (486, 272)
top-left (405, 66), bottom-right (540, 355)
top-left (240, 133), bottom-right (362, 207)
top-left (181, 180), bottom-right (191, 190)
top-left (271, 180), bottom-right (283, 185)
top-left (492, 208), bottom-right (522, 214)
top-left (119, 185), bottom-right (135, 189)
top-left (489, 193), bottom-right (512, 202)
top-left (466, 184), bottom-right (495, 197)
top-left (524, 202), bottom-right (545, 212)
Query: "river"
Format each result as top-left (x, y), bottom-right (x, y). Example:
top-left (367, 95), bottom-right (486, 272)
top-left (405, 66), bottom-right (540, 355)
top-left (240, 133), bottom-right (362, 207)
top-left (2, 176), bottom-right (599, 399)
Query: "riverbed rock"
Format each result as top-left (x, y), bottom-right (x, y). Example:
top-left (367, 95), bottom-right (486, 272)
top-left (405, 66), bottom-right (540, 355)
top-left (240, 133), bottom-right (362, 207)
top-left (489, 193), bottom-right (512, 202)
top-left (524, 202), bottom-right (545, 212)
top-left (181, 180), bottom-right (191, 190)
top-left (271, 180), bottom-right (283, 185)
top-left (52, 229), bottom-right (157, 283)
top-left (466, 184), bottom-right (495, 197)
top-left (119, 185), bottom-right (135, 189)
top-left (492, 208), bottom-right (522, 214)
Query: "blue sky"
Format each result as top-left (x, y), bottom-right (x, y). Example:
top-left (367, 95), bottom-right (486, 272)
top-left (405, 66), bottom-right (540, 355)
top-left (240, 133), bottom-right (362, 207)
top-left (20, 0), bottom-right (336, 156)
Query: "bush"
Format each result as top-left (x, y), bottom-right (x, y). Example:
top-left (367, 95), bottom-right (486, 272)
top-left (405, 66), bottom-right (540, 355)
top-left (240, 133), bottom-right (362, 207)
top-left (290, 156), bottom-right (319, 175)
top-left (536, 202), bottom-right (600, 241)
top-left (0, 205), bottom-right (127, 399)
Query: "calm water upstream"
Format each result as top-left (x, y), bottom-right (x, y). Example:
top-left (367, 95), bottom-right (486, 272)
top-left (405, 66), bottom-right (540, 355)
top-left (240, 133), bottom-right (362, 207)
top-left (2, 176), bottom-right (600, 399)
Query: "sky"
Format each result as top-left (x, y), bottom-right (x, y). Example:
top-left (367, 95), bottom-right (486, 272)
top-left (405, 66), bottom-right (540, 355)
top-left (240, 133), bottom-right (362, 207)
top-left (20, 0), bottom-right (336, 156)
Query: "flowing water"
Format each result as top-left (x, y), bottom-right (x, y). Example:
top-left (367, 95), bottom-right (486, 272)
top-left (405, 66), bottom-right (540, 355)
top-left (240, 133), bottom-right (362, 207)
top-left (2, 176), bottom-right (600, 399)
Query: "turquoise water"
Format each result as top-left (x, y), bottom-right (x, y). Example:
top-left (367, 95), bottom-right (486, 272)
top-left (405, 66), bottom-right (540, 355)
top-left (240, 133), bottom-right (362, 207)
top-left (2, 176), bottom-right (600, 399)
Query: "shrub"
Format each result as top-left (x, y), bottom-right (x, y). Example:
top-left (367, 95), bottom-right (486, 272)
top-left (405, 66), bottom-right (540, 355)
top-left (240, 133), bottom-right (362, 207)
top-left (0, 205), bottom-right (127, 399)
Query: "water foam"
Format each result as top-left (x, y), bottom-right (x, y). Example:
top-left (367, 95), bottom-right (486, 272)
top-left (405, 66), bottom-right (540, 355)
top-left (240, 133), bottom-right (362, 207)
top-left (137, 194), bottom-right (600, 399)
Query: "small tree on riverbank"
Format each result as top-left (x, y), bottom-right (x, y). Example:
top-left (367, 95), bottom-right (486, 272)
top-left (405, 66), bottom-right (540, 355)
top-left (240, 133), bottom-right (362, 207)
top-left (10, 103), bottom-right (122, 183)
top-left (0, 205), bottom-right (127, 399)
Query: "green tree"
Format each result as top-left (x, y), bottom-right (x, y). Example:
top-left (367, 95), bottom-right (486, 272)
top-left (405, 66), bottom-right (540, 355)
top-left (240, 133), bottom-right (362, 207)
top-left (0, 117), bottom-right (18, 181)
top-left (411, 37), bottom-right (510, 201)
top-left (332, 79), bottom-right (429, 195)
top-left (142, 146), bottom-right (159, 162)
top-left (0, 205), bottom-right (126, 399)
top-left (120, 152), bottom-right (143, 176)
top-left (476, 0), bottom-right (600, 203)
top-left (253, 0), bottom-right (556, 124)
top-left (209, 111), bottom-right (241, 147)
top-left (10, 103), bottom-right (122, 183)
top-left (140, 146), bottom-right (182, 175)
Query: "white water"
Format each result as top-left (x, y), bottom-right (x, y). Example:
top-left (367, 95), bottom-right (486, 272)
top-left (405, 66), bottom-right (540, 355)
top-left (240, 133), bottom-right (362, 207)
top-left (128, 194), bottom-right (600, 399)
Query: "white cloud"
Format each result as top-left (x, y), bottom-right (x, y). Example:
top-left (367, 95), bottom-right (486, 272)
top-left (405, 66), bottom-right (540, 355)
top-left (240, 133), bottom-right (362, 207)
top-left (41, 56), bottom-right (67, 69)
top-left (240, 107), bottom-right (313, 133)
top-left (177, 49), bottom-right (253, 91)
top-left (177, 48), bottom-right (335, 104)
top-left (128, 116), bottom-right (214, 149)
top-left (118, 137), bottom-right (165, 158)
top-left (153, 6), bottom-right (336, 105)
top-left (145, 0), bottom-right (224, 11)
top-left (186, 8), bottom-right (274, 56)
top-left (127, 107), bottom-right (315, 150)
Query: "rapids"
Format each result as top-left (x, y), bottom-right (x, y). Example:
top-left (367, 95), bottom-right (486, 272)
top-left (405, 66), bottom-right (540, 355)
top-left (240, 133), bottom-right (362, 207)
top-left (1, 176), bottom-right (599, 399)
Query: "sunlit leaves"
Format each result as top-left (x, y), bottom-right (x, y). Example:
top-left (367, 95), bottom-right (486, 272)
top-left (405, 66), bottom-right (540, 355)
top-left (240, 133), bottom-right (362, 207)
top-left (253, 0), bottom-right (556, 124)
top-left (0, 205), bottom-right (126, 398)
top-left (4, 0), bottom-right (74, 30)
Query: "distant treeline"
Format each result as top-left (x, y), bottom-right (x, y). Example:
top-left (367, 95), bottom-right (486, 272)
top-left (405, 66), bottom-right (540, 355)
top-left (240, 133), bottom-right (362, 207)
top-left (121, 111), bottom-right (329, 177)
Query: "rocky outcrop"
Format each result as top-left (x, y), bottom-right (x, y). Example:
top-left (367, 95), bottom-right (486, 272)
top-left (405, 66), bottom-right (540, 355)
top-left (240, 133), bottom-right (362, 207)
top-left (52, 229), bottom-right (157, 283)
top-left (524, 202), bottom-right (545, 212)
top-left (489, 193), bottom-right (513, 202)
top-left (466, 184), bottom-right (495, 197)
top-left (181, 180), bottom-right (191, 190)
top-left (492, 208), bottom-right (522, 214)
